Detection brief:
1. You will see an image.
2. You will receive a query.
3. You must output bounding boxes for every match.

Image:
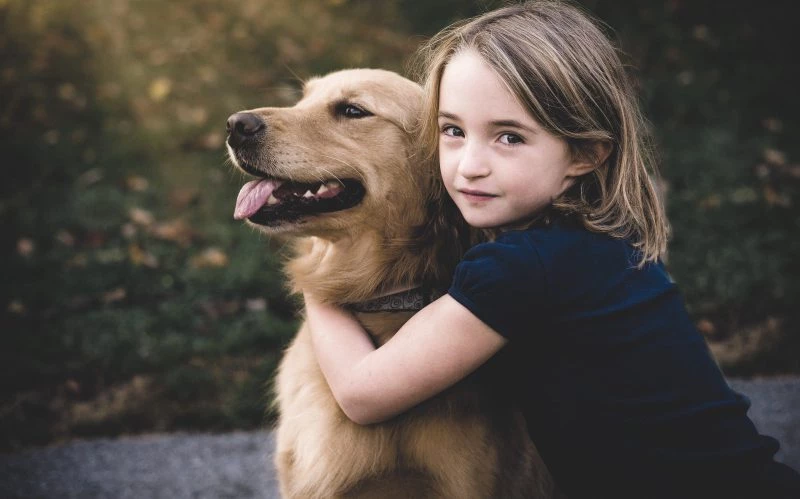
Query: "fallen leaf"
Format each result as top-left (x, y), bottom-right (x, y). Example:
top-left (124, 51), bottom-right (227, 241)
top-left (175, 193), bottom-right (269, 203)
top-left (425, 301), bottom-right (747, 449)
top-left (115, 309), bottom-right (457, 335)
top-left (56, 230), bottom-right (75, 247)
top-left (58, 82), bottom-right (77, 101)
top-left (129, 207), bottom-right (155, 226)
top-left (761, 118), bottom-right (783, 133)
top-left (754, 163), bottom-right (770, 179)
top-left (199, 131), bottom-right (224, 150)
top-left (7, 300), bottom-right (26, 315)
top-left (65, 379), bottom-right (81, 395)
top-left (76, 168), bottom-right (103, 187)
top-left (191, 247), bottom-right (229, 268)
top-left (168, 187), bottom-right (200, 209)
top-left (43, 130), bottom-right (60, 145)
top-left (148, 77), bottom-right (172, 102)
top-left (763, 186), bottom-right (791, 207)
top-left (692, 25), bottom-right (709, 41)
top-left (126, 175), bottom-right (150, 192)
top-left (17, 238), bottom-right (35, 257)
top-left (246, 298), bottom-right (267, 311)
top-left (151, 218), bottom-right (196, 246)
top-left (698, 194), bottom-right (721, 209)
top-left (102, 287), bottom-right (127, 304)
top-left (763, 148), bottom-right (786, 166)
top-left (128, 244), bottom-right (159, 268)
top-left (121, 223), bottom-right (137, 239)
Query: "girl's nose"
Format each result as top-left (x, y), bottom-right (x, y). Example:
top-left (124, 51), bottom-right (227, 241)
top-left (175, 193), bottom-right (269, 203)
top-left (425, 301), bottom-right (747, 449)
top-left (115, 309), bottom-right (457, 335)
top-left (457, 141), bottom-right (491, 179)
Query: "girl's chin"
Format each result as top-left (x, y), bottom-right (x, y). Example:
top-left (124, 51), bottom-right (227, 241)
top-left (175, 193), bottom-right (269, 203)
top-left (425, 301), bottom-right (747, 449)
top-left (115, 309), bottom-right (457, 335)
top-left (462, 212), bottom-right (541, 231)
top-left (460, 214), bottom-right (505, 229)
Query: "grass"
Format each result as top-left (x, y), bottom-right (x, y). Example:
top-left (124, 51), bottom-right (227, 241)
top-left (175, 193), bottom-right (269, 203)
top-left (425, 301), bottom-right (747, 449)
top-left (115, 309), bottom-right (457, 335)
top-left (1, 0), bottom-right (798, 451)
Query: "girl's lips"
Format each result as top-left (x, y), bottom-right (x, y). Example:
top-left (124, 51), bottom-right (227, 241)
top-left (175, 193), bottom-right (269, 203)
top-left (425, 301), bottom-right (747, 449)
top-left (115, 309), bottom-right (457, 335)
top-left (459, 189), bottom-right (497, 201)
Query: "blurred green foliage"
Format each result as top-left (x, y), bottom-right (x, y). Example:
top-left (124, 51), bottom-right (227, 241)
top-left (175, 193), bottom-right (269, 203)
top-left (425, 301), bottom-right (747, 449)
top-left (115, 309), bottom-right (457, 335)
top-left (1, 0), bottom-right (798, 450)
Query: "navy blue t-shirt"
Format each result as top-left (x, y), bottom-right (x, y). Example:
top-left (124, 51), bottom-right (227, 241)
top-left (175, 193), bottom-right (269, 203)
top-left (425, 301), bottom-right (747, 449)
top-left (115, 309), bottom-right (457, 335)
top-left (448, 223), bottom-right (800, 498)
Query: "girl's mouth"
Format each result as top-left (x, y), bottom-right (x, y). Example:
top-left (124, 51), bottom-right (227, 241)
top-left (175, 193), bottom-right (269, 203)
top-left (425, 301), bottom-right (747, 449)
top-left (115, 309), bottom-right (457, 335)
top-left (459, 189), bottom-right (497, 201)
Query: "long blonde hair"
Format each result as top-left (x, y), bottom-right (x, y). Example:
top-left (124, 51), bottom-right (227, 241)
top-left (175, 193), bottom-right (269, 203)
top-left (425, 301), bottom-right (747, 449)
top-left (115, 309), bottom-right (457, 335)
top-left (412, 0), bottom-right (669, 265)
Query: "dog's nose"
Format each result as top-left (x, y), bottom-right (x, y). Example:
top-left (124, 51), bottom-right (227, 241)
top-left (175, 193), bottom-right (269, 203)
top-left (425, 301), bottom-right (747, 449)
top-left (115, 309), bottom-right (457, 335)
top-left (226, 112), bottom-right (265, 147)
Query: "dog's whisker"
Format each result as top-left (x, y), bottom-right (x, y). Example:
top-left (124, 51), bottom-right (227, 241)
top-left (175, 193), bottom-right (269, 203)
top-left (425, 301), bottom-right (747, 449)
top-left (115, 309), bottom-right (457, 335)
top-left (309, 171), bottom-right (332, 190)
top-left (284, 146), bottom-right (361, 186)
top-left (260, 142), bottom-right (369, 187)
top-left (314, 155), bottom-right (368, 186)
top-left (315, 166), bottom-right (346, 187)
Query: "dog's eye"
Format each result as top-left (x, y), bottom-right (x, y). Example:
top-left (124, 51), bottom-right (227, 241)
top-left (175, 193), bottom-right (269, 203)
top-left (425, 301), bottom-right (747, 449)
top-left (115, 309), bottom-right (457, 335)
top-left (335, 102), bottom-right (372, 119)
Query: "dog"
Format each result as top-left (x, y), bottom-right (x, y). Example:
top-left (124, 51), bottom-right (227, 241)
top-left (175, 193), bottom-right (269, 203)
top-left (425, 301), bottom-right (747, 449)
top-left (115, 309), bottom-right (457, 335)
top-left (226, 69), bottom-right (556, 498)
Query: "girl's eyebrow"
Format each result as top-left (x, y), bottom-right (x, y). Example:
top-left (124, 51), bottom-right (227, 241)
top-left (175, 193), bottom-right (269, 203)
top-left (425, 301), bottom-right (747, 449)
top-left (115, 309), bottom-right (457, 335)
top-left (437, 111), bottom-right (536, 134)
top-left (489, 119), bottom-right (537, 134)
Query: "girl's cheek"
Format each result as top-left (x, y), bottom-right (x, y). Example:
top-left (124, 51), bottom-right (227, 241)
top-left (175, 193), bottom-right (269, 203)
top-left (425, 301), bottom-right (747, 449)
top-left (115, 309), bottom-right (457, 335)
top-left (439, 153), bottom-right (457, 178)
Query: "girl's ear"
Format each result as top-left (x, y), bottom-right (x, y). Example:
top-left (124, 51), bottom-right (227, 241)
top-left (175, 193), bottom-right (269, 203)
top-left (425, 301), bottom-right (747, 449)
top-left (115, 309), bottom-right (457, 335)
top-left (567, 140), bottom-right (613, 177)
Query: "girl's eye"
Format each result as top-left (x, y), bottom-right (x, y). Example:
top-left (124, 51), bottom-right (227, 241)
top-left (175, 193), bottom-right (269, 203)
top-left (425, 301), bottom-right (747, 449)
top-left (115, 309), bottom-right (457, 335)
top-left (499, 133), bottom-right (524, 145)
top-left (441, 125), bottom-right (464, 137)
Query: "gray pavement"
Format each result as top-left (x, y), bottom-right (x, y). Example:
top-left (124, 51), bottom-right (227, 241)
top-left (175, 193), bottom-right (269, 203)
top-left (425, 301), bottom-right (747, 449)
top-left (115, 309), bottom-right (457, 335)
top-left (1, 377), bottom-right (798, 499)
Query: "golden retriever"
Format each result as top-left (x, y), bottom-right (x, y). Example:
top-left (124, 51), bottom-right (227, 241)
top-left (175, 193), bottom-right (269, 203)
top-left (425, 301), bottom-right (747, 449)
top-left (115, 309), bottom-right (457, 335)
top-left (226, 69), bottom-right (556, 498)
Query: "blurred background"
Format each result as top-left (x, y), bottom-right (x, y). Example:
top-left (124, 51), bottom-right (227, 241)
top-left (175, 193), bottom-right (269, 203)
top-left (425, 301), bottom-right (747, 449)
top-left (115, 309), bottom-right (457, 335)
top-left (1, 0), bottom-right (798, 452)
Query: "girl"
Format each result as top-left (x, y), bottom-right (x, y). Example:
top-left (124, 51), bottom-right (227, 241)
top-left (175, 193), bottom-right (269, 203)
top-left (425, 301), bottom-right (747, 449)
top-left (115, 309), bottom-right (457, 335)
top-left (304, 1), bottom-right (800, 497)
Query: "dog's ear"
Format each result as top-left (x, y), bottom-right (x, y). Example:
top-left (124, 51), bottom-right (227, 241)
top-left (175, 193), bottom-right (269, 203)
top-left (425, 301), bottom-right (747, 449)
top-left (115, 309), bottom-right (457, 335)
top-left (371, 83), bottom-right (425, 134)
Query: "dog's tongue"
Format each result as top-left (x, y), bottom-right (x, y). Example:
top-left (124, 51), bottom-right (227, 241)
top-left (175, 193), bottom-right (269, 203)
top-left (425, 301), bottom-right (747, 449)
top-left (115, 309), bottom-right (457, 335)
top-left (234, 179), bottom-right (283, 220)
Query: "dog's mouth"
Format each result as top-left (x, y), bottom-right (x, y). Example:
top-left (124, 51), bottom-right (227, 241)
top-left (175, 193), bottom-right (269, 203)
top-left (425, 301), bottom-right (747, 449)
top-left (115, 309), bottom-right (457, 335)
top-left (233, 177), bottom-right (365, 226)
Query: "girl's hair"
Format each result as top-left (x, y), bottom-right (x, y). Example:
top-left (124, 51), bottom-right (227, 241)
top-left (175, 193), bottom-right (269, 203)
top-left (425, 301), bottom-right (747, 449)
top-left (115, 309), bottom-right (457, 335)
top-left (411, 0), bottom-right (669, 265)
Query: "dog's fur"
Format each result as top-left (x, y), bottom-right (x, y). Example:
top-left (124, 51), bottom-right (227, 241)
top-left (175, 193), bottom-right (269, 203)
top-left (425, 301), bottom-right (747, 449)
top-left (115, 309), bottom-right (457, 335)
top-left (227, 69), bottom-right (556, 498)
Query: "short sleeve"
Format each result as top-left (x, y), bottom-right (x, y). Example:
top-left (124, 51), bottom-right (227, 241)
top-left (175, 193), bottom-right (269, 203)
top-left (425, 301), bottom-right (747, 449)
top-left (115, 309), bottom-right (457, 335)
top-left (447, 233), bottom-right (547, 341)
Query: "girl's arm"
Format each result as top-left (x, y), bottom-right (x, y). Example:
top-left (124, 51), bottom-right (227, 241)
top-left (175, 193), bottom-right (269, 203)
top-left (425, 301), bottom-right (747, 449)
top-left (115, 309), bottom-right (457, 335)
top-left (305, 293), bottom-right (507, 425)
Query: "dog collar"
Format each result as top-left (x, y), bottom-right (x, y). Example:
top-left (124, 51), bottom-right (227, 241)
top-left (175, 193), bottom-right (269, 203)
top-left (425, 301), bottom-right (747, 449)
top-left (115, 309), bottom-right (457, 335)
top-left (348, 287), bottom-right (443, 313)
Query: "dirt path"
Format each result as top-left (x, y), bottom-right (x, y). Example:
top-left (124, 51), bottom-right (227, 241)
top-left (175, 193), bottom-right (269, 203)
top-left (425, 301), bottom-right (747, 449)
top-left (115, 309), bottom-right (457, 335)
top-left (1, 377), bottom-right (798, 499)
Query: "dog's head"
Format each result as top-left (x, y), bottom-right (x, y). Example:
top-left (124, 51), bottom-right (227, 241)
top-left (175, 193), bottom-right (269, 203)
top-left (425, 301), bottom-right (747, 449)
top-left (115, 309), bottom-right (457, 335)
top-left (226, 69), bottom-right (433, 240)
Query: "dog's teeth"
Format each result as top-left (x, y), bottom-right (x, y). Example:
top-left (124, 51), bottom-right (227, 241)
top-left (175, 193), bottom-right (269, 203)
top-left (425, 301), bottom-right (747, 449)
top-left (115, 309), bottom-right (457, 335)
top-left (303, 190), bottom-right (314, 199)
top-left (326, 181), bottom-right (342, 189)
top-left (316, 184), bottom-right (329, 195)
top-left (267, 194), bottom-right (280, 205)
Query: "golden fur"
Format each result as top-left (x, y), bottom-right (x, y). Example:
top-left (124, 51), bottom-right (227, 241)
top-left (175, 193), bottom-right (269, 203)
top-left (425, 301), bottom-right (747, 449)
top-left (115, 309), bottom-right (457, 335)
top-left (227, 69), bottom-right (557, 498)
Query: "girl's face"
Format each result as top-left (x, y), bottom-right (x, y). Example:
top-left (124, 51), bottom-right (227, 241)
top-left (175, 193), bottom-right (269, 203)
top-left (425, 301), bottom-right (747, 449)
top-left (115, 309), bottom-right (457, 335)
top-left (437, 50), bottom-right (586, 229)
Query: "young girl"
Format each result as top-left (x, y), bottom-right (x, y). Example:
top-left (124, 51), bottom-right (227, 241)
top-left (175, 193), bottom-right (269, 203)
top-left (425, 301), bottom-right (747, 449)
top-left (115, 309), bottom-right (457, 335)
top-left (304, 1), bottom-right (800, 497)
